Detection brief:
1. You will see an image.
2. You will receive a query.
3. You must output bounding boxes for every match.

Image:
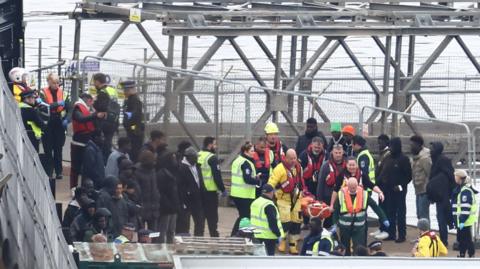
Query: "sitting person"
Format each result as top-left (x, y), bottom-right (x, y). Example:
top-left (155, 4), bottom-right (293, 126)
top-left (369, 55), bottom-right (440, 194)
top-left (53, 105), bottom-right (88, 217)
top-left (301, 218), bottom-right (335, 256)
top-left (69, 198), bottom-right (96, 242)
top-left (368, 241), bottom-right (387, 256)
top-left (411, 218), bottom-right (448, 257)
top-left (83, 207), bottom-right (114, 242)
top-left (114, 223), bottom-right (136, 244)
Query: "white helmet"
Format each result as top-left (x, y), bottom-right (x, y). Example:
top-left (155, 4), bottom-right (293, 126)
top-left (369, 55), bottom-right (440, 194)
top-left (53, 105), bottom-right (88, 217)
top-left (8, 67), bottom-right (28, 83)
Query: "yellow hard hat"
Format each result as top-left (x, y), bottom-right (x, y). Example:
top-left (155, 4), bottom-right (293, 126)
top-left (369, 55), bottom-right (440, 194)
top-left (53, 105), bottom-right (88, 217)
top-left (264, 122), bottom-right (279, 134)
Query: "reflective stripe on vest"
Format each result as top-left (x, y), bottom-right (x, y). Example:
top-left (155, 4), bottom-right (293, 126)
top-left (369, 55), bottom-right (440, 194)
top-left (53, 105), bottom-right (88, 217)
top-left (250, 196), bottom-right (284, 239)
top-left (198, 151), bottom-right (217, 191)
top-left (43, 87), bottom-right (64, 113)
top-left (230, 155), bottom-right (256, 199)
top-left (19, 102), bottom-right (42, 138)
top-left (309, 235), bottom-right (334, 256)
top-left (338, 186), bottom-right (368, 227)
top-left (454, 186), bottom-right (478, 227)
top-left (114, 235), bottom-right (130, 244)
top-left (357, 149), bottom-right (376, 186)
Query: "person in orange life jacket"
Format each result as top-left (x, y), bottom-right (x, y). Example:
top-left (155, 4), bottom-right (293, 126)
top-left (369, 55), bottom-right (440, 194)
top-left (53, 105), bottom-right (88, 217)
top-left (92, 73), bottom-right (119, 162)
top-left (230, 142), bottom-right (262, 236)
top-left (316, 144), bottom-right (346, 228)
top-left (332, 177), bottom-right (388, 256)
top-left (40, 73), bottom-right (68, 180)
top-left (330, 157), bottom-right (388, 239)
top-left (342, 125), bottom-right (356, 157)
top-left (267, 149), bottom-right (306, 254)
top-left (199, 136), bottom-right (226, 237)
top-left (252, 137), bottom-right (273, 197)
top-left (264, 123), bottom-right (288, 168)
top-left (19, 90), bottom-right (46, 152)
top-left (121, 80), bottom-right (144, 162)
top-left (295, 117), bottom-right (327, 155)
top-left (70, 93), bottom-right (106, 190)
top-left (299, 136), bottom-right (326, 228)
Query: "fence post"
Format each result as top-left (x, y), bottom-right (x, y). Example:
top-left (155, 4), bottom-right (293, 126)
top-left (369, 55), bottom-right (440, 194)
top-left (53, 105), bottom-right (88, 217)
top-left (37, 39), bottom-right (42, 90)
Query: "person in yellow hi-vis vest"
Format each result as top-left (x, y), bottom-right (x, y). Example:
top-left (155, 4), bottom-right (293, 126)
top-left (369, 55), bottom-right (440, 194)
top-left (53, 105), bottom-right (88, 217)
top-left (19, 90), bottom-right (45, 152)
top-left (250, 184), bottom-right (284, 256)
top-left (267, 149), bottom-right (306, 255)
top-left (230, 142), bottom-right (261, 236)
top-left (198, 136), bottom-right (226, 237)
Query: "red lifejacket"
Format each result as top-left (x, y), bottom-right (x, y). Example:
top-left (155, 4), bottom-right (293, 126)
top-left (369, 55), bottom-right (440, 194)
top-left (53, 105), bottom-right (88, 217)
top-left (326, 160), bottom-right (346, 187)
top-left (270, 139), bottom-right (285, 163)
top-left (341, 186), bottom-right (364, 214)
top-left (303, 145), bottom-right (325, 180)
top-left (252, 148), bottom-right (271, 170)
top-left (280, 160), bottom-right (304, 193)
top-left (43, 87), bottom-right (64, 113)
top-left (72, 101), bottom-right (95, 134)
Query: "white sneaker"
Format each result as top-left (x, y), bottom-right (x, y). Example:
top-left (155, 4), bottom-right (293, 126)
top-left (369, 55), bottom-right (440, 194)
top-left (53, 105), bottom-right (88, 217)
top-left (375, 231), bottom-right (390, 240)
top-left (71, 187), bottom-right (76, 197)
top-left (369, 229), bottom-right (381, 237)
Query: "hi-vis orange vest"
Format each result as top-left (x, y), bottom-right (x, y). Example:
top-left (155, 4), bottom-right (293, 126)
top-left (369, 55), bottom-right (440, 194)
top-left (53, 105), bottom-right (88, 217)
top-left (43, 87), bottom-right (64, 113)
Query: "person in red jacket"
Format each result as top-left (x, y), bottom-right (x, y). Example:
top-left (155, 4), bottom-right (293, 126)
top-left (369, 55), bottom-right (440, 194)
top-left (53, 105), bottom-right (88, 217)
top-left (70, 93), bottom-right (106, 190)
top-left (252, 137), bottom-right (273, 197)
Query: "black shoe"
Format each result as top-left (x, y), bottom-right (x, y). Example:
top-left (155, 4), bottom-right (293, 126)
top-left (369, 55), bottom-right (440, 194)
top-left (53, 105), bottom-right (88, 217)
top-left (395, 238), bottom-right (406, 243)
top-left (384, 236), bottom-right (396, 241)
top-left (56, 175), bottom-right (63, 180)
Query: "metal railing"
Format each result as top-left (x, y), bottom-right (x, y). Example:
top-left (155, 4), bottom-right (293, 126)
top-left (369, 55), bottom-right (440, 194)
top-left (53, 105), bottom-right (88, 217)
top-left (0, 62), bottom-right (76, 268)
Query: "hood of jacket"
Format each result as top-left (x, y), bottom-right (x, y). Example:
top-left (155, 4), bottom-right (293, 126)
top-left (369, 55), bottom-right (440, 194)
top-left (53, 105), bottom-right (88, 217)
top-left (101, 175), bottom-right (119, 196)
top-left (389, 137), bottom-right (402, 156)
top-left (430, 142), bottom-right (444, 161)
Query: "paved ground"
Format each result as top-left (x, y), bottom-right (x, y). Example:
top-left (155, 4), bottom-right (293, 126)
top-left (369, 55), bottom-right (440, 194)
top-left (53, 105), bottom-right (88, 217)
top-left (56, 163), bottom-right (457, 257)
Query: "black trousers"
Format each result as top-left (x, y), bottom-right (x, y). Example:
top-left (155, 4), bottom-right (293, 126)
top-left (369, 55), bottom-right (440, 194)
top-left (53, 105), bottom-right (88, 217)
top-left (27, 132), bottom-right (40, 152)
top-left (202, 191), bottom-right (220, 237)
top-left (42, 120), bottom-right (66, 178)
top-left (457, 226), bottom-right (475, 257)
top-left (70, 143), bottom-right (85, 189)
top-left (176, 207), bottom-right (191, 235)
top-left (386, 188), bottom-right (407, 240)
top-left (102, 128), bottom-right (115, 163)
top-left (231, 197), bottom-right (254, 236)
top-left (127, 131), bottom-right (144, 163)
top-left (259, 239), bottom-right (277, 256)
top-left (189, 196), bottom-right (206, 236)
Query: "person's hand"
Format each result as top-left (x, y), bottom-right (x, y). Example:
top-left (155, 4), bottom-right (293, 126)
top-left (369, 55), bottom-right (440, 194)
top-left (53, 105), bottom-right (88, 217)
top-left (411, 244), bottom-right (418, 257)
top-left (35, 97), bottom-right (43, 104)
top-left (125, 112), bottom-right (132, 119)
top-left (255, 172), bottom-right (262, 179)
top-left (378, 192), bottom-right (385, 202)
top-left (58, 100), bottom-right (65, 106)
top-left (62, 119), bottom-right (69, 129)
top-left (221, 190), bottom-right (228, 197)
top-left (328, 206), bottom-right (334, 213)
top-left (303, 190), bottom-right (312, 197)
top-left (459, 223), bottom-right (465, 230)
top-left (96, 112), bottom-right (106, 119)
top-left (330, 225), bottom-right (337, 234)
top-left (383, 220), bottom-right (390, 228)
top-left (277, 237), bottom-right (284, 245)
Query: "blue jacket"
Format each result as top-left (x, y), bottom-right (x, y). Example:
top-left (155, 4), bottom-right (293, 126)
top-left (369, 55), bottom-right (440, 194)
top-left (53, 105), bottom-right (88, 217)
top-left (300, 232), bottom-right (333, 256)
top-left (82, 140), bottom-right (105, 189)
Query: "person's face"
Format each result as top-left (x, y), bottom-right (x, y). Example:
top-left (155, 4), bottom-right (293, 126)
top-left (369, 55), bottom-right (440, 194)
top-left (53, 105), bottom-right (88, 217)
top-left (348, 182), bottom-right (357, 194)
top-left (331, 131), bottom-right (341, 140)
top-left (255, 142), bottom-right (266, 154)
top-left (346, 160), bottom-right (357, 174)
top-left (93, 80), bottom-right (103, 90)
top-left (25, 96), bottom-right (35, 105)
top-left (410, 142), bottom-right (421, 155)
top-left (378, 139), bottom-right (388, 151)
top-left (97, 217), bottom-right (107, 229)
top-left (124, 88), bottom-right (136, 97)
top-left (87, 207), bottom-right (96, 217)
top-left (306, 123), bottom-right (317, 135)
top-left (344, 133), bottom-right (353, 142)
top-left (122, 142), bottom-right (132, 153)
top-left (94, 133), bottom-right (105, 147)
top-left (455, 175), bottom-right (463, 185)
top-left (139, 236), bottom-right (152, 244)
top-left (285, 153), bottom-right (297, 167)
top-left (332, 148), bottom-right (344, 162)
top-left (115, 184), bottom-right (123, 197)
top-left (85, 98), bottom-right (94, 107)
top-left (124, 230), bottom-right (134, 241)
top-left (122, 167), bottom-right (134, 178)
top-left (266, 133), bottom-right (278, 144)
top-left (244, 147), bottom-right (255, 158)
top-left (48, 78), bottom-right (59, 89)
top-left (126, 188), bottom-right (135, 195)
top-left (154, 137), bottom-right (167, 148)
top-left (264, 191), bottom-right (274, 199)
top-left (352, 143), bottom-right (362, 153)
top-left (209, 140), bottom-right (217, 153)
top-left (311, 142), bottom-right (323, 155)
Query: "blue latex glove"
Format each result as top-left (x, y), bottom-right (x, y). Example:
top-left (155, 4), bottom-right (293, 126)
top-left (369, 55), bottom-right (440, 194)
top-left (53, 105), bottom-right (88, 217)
top-left (330, 225), bottom-right (337, 234)
top-left (383, 220), bottom-right (390, 228)
top-left (62, 119), bottom-right (69, 129)
top-left (221, 190), bottom-right (228, 197)
top-left (57, 100), bottom-right (65, 106)
top-left (36, 97), bottom-right (43, 104)
top-left (125, 112), bottom-right (133, 119)
top-left (459, 223), bottom-right (465, 230)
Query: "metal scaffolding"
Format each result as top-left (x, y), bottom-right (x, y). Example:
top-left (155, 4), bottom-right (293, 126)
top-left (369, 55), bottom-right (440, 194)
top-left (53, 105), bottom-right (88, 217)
top-left (71, 0), bottom-right (480, 136)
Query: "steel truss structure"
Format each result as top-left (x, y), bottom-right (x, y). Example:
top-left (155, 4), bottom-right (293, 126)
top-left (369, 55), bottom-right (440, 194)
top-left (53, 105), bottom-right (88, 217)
top-left (72, 0), bottom-right (480, 137)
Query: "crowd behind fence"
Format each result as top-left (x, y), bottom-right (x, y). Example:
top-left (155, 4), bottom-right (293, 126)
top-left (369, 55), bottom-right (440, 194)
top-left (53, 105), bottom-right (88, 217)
top-left (0, 63), bottom-right (76, 268)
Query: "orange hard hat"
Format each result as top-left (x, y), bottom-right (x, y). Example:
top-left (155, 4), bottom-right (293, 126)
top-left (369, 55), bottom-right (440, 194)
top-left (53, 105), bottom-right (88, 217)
top-left (342, 125), bottom-right (356, 136)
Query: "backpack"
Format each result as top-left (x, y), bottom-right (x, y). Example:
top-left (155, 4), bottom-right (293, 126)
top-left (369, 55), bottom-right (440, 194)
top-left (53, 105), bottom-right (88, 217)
top-left (426, 173), bottom-right (447, 203)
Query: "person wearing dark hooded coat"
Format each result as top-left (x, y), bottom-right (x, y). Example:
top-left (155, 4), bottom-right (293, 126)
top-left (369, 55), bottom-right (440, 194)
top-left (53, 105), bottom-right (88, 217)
top-left (378, 137), bottom-right (412, 243)
top-left (83, 207), bottom-right (115, 242)
top-left (63, 187), bottom-right (88, 228)
top-left (69, 198), bottom-right (96, 242)
top-left (295, 118), bottom-right (327, 155)
top-left (82, 130), bottom-right (106, 189)
top-left (428, 141), bottom-right (455, 246)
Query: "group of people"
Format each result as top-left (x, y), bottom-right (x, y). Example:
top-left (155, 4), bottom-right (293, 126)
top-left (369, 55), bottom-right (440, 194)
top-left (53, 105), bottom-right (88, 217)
top-left (233, 119), bottom-right (477, 257)
top-left (9, 68), bottom-right (477, 257)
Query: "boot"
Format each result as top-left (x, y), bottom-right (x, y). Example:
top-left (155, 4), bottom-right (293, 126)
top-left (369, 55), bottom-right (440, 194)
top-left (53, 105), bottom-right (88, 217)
top-left (289, 234), bottom-right (300, 255)
top-left (278, 238), bottom-right (287, 253)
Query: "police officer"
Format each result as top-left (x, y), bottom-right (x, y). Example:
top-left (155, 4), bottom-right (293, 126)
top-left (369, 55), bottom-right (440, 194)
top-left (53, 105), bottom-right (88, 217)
top-left (352, 135), bottom-right (376, 190)
top-left (19, 90), bottom-right (45, 152)
top-left (121, 80), bottom-right (144, 162)
top-left (41, 73), bottom-right (67, 179)
top-left (250, 184), bottom-right (284, 256)
top-left (197, 136), bottom-right (226, 237)
top-left (113, 223), bottom-right (135, 244)
top-left (452, 169), bottom-right (478, 258)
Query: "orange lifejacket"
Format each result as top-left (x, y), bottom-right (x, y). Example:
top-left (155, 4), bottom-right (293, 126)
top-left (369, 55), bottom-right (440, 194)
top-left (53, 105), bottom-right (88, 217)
top-left (280, 161), bottom-right (304, 193)
top-left (326, 160), bottom-right (346, 187)
top-left (72, 102), bottom-right (95, 134)
top-left (303, 145), bottom-right (325, 180)
top-left (341, 186), bottom-right (364, 214)
top-left (43, 87), bottom-right (64, 113)
top-left (252, 148), bottom-right (271, 170)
